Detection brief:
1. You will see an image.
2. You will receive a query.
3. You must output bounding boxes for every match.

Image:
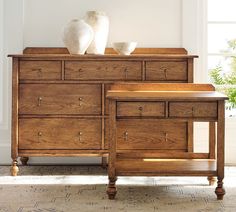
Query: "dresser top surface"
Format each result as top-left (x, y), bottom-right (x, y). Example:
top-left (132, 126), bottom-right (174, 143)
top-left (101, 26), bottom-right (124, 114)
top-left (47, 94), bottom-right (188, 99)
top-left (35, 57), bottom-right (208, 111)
top-left (107, 83), bottom-right (228, 100)
top-left (106, 90), bottom-right (228, 100)
top-left (8, 47), bottom-right (198, 59)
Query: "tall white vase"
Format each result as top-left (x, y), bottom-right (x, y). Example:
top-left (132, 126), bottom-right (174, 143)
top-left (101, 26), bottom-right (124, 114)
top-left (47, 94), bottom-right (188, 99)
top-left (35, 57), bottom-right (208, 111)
top-left (62, 19), bottom-right (94, 54)
top-left (85, 11), bottom-right (109, 54)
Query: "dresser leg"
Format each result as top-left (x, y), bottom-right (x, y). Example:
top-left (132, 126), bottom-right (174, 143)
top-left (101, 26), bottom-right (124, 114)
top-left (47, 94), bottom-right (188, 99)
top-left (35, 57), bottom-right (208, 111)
top-left (102, 156), bottom-right (108, 169)
top-left (215, 178), bottom-right (225, 200)
top-left (107, 177), bottom-right (117, 200)
top-left (11, 160), bottom-right (19, 176)
top-left (20, 157), bottom-right (29, 166)
top-left (207, 176), bottom-right (217, 186)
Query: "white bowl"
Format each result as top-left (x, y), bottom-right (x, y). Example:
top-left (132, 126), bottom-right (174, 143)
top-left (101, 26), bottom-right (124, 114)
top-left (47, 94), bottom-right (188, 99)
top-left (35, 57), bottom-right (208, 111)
top-left (112, 42), bottom-right (137, 55)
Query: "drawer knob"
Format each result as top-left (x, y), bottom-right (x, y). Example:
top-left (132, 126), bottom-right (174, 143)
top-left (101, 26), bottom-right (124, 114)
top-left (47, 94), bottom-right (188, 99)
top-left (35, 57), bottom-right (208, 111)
top-left (124, 68), bottom-right (128, 79)
top-left (124, 131), bottom-right (128, 141)
top-left (165, 133), bottom-right (168, 142)
top-left (37, 131), bottom-right (42, 142)
top-left (78, 97), bottom-right (83, 106)
top-left (191, 106), bottom-right (194, 116)
top-left (138, 106), bottom-right (143, 116)
top-left (78, 132), bottom-right (82, 141)
top-left (160, 66), bottom-right (168, 79)
top-left (37, 97), bottom-right (42, 106)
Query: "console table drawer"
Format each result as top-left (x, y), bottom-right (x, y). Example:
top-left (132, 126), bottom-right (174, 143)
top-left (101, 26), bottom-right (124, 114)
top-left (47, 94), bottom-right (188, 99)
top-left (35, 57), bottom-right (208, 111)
top-left (116, 120), bottom-right (187, 150)
top-left (19, 84), bottom-right (101, 115)
top-left (117, 101), bottom-right (165, 117)
top-left (146, 61), bottom-right (187, 81)
top-left (20, 61), bottom-right (62, 80)
top-left (19, 118), bottom-right (101, 150)
top-left (169, 102), bottom-right (217, 118)
top-left (65, 61), bottom-right (142, 80)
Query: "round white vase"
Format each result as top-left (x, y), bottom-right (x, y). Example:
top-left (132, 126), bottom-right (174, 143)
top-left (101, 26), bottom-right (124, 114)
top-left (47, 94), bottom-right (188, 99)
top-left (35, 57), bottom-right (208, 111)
top-left (62, 19), bottom-right (94, 55)
top-left (85, 11), bottom-right (109, 54)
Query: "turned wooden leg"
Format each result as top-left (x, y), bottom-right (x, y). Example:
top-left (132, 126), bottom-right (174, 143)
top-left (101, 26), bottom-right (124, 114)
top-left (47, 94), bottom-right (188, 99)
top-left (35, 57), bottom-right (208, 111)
top-left (215, 178), bottom-right (225, 200)
top-left (20, 157), bottom-right (29, 166)
top-left (107, 177), bottom-right (117, 200)
top-left (207, 176), bottom-right (217, 186)
top-left (11, 160), bottom-right (19, 176)
top-left (102, 156), bottom-right (108, 169)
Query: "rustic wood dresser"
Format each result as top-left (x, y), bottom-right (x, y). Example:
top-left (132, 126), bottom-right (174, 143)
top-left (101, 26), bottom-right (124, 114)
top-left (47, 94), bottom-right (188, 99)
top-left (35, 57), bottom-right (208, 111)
top-left (9, 47), bottom-right (197, 176)
top-left (106, 83), bottom-right (228, 200)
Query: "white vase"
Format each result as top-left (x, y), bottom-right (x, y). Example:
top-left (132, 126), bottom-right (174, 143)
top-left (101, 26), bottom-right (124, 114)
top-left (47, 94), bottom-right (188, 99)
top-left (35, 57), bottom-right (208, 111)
top-left (62, 19), bottom-right (94, 54)
top-left (85, 11), bottom-right (109, 54)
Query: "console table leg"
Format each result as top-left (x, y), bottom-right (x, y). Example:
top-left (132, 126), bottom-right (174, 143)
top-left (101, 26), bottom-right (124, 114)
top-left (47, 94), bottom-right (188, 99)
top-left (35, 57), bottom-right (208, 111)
top-left (207, 176), bottom-right (217, 186)
top-left (11, 160), bottom-right (19, 176)
top-left (20, 157), bottom-right (29, 166)
top-left (215, 178), bottom-right (225, 200)
top-left (107, 177), bottom-right (117, 200)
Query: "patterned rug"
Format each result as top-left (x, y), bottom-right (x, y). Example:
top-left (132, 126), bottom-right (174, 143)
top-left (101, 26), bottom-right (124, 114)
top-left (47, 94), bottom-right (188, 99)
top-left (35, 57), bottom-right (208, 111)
top-left (0, 166), bottom-right (235, 212)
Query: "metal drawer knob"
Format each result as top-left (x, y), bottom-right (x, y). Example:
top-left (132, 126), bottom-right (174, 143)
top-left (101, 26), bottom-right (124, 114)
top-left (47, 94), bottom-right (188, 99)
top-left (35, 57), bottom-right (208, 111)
top-left (78, 132), bottom-right (82, 141)
top-left (124, 131), bottom-right (128, 141)
top-left (124, 68), bottom-right (128, 79)
top-left (165, 133), bottom-right (168, 142)
top-left (138, 106), bottom-right (143, 116)
top-left (191, 106), bottom-right (194, 117)
top-left (37, 97), bottom-right (42, 106)
top-left (78, 97), bottom-right (83, 106)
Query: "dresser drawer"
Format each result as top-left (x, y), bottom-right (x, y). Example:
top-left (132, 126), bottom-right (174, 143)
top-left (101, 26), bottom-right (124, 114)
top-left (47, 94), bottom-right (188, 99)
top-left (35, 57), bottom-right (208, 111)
top-left (20, 61), bottom-right (62, 80)
top-left (116, 120), bottom-right (187, 150)
top-left (117, 101), bottom-right (165, 117)
top-left (146, 61), bottom-right (187, 81)
top-left (19, 84), bottom-right (101, 115)
top-left (19, 118), bottom-right (101, 150)
top-left (169, 102), bottom-right (217, 118)
top-left (65, 61), bottom-right (142, 80)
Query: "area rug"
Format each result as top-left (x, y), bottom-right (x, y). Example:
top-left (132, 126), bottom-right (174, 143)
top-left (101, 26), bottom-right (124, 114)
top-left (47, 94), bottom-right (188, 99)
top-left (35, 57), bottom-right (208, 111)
top-left (0, 166), bottom-right (235, 212)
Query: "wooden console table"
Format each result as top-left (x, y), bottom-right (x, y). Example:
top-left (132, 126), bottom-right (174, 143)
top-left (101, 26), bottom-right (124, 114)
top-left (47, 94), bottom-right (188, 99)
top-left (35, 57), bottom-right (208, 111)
top-left (106, 83), bottom-right (228, 200)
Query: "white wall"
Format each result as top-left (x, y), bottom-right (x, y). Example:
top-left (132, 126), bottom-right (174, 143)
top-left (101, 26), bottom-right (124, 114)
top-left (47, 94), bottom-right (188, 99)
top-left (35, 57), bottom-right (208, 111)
top-left (23, 0), bottom-right (182, 48)
top-left (0, 0), bottom-right (235, 165)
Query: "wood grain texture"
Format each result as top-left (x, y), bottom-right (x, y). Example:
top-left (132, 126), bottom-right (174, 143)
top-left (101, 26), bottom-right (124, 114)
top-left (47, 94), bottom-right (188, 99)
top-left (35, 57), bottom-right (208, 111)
top-left (116, 159), bottom-right (217, 176)
top-left (19, 118), bottom-right (102, 150)
top-left (116, 119), bottom-right (187, 150)
top-left (19, 84), bottom-right (101, 115)
top-left (65, 61), bottom-right (142, 80)
top-left (20, 61), bottom-right (62, 80)
top-left (169, 102), bottom-right (218, 118)
top-left (117, 101), bottom-right (165, 117)
top-left (11, 58), bottom-right (19, 160)
top-left (109, 83), bottom-right (216, 91)
top-left (22, 47), bottom-right (189, 55)
top-left (146, 61), bottom-right (188, 81)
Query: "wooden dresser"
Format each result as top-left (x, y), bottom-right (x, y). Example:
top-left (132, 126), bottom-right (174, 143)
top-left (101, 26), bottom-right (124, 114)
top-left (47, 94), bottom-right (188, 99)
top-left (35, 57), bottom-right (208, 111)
top-left (106, 83), bottom-right (228, 200)
top-left (9, 47), bottom-right (197, 176)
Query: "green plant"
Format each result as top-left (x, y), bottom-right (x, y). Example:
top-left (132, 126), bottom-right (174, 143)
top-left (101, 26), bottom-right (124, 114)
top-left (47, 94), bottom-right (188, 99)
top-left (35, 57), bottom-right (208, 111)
top-left (209, 39), bottom-right (236, 107)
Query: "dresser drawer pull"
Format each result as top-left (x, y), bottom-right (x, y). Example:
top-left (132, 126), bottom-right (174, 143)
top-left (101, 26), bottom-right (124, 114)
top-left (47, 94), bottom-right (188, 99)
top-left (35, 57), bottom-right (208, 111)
top-left (165, 133), bottom-right (168, 142)
top-left (37, 97), bottom-right (42, 106)
top-left (78, 132), bottom-right (82, 141)
top-left (37, 131), bottom-right (42, 142)
top-left (191, 106), bottom-right (194, 117)
top-left (78, 97), bottom-right (83, 106)
top-left (138, 106), bottom-right (143, 116)
top-left (160, 66), bottom-right (168, 79)
top-left (124, 68), bottom-right (128, 79)
top-left (124, 131), bottom-right (128, 141)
